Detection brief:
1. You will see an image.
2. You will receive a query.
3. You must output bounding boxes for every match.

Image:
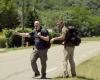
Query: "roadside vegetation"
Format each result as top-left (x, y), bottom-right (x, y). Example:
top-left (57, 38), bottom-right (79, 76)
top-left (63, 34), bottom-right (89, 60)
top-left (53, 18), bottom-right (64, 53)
top-left (54, 52), bottom-right (100, 80)
top-left (82, 37), bottom-right (100, 41)
top-left (0, 0), bottom-right (100, 48)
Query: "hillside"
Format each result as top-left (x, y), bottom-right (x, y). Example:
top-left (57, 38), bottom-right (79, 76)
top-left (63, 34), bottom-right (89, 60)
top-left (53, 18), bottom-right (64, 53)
top-left (0, 0), bottom-right (100, 36)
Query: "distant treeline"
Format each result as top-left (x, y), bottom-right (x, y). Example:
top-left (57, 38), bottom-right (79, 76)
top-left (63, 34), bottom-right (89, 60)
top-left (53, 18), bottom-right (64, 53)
top-left (0, 0), bottom-right (100, 36)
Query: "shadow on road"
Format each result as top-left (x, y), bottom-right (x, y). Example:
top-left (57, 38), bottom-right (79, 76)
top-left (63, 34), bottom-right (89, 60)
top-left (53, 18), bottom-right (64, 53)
top-left (77, 76), bottom-right (94, 80)
top-left (54, 75), bottom-right (94, 80)
top-left (34, 77), bottom-right (52, 80)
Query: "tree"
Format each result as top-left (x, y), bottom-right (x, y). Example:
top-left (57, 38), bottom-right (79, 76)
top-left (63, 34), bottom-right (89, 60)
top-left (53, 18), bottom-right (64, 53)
top-left (0, 0), bottom-right (20, 29)
top-left (25, 8), bottom-right (39, 29)
top-left (61, 7), bottom-right (91, 27)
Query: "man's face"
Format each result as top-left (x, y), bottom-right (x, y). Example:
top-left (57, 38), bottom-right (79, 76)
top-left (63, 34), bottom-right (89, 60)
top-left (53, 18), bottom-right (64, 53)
top-left (34, 21), bottom-right (40, 30)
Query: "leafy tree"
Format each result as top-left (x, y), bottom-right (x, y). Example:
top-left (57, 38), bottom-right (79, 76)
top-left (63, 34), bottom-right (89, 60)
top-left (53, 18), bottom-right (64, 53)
top-left (0, 0), bottom-right (20, 29)
top-left (25, 8), bottom-right (39, 29)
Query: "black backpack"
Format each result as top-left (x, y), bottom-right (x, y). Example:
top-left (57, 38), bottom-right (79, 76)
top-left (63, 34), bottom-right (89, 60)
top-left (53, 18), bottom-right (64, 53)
top-left (65, 26), bottom-right (81, 46)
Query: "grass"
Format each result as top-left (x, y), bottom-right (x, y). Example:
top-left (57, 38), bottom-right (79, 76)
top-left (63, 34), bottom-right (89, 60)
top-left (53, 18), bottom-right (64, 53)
top-left (0, 32), bottom-right (3, 36)
top-left (82, 36), bottom-right (100, 41)
top-left (54, 52), bottom-right (100, 80)
top-left (0, 32), bottom-right (2, 34)
top-left (0, 44), bottom-right (58, 53)
top-left (0, 36), bottom-right (100, 53)
top-left (0, 46), bottom-right (33, 53)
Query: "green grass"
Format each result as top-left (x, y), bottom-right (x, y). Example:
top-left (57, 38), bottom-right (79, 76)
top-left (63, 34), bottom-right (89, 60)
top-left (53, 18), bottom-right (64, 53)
top-left (0, 46), bottom-right (33, 53)
top-left (54, 52), bottom-right (100, 80)
top-left (1, 36), bottom-right (100, 53)
top-left (0, 44), bottom-right (58, 53)
top-left (0, 32), bottom-right (3, 36)
top-left (82, 36), bottom-right (100, 41)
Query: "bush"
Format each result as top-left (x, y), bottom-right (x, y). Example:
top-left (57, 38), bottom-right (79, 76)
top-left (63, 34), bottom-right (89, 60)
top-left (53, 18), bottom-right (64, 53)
top-left (15, 28), bottom-right (34, 47)
top-left (53, 40), bottom-right (63, 44)
top-left (0, 36), bottom-right (6, 48)
top-left (0, 0), bottom-right (20, 29)
top-left (3, 29), bottom-right (14, 48)
top-left (12, 34), bottom-right (22, 47)
top-left (3, 29), bottom-right (14, 38)
top-left (50, 31), bottom-right (63, 44)
top-left (16, 28), bottom-right (32, 33)
top-left (49, 32), bottom-right (60, 38)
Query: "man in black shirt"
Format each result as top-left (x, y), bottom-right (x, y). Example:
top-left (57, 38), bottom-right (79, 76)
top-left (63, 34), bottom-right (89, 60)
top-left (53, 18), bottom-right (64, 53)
top-left (16, 21), bottom-right (49, 79)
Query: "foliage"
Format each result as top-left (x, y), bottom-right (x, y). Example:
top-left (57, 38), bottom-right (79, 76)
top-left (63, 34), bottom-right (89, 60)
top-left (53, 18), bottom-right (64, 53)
top-left (25, 8), bottom-right (40, 29)
top-left (0, 0), bottom-right (20, 29)
top-left (82, 37), bottom-right (100, 41)
top-left (54, 53), bottom-right (100, 80)
top-left (49, 32), bottom-right (60, 38)
top-left (49, 31), bottom-right (62, 44)
top-left (39, 10), bottom-right (65, 28)
top-left (0, 0), bottom-right (100, 37)
top-left (13, 0), bottom-right (40, 29)
top-left (16, 28), bottom-right (32, 33)
top-left (3, 29), bottom-right (14, 48)
top-left (0, 36), bottom-right (6, 48)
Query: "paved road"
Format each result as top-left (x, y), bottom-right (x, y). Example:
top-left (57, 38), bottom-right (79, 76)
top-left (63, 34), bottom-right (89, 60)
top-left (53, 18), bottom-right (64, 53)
top-left (0, 41), bottom-right (100, 80)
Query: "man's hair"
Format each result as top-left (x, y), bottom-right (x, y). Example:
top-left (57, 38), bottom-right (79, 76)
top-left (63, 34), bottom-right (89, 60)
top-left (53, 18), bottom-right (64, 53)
top-left (34, 21), bottom-right (40, 24)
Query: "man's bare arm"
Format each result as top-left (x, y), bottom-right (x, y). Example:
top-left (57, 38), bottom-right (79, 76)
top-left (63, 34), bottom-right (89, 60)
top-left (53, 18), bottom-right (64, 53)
top-left (39, 35), bottom-right (49, 41)
top-left (15, 32), bottom-right (30, 37)
top-left (50, 35), bottom-right (65, 43)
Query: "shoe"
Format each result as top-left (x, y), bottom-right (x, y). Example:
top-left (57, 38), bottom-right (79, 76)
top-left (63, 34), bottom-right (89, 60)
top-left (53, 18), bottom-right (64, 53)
top-left (32, 73), bottom-right (40, 78)
top-left (63, 72), bottom-right (69, 78)
top-left (41, 75), bottom-right (46, 79)
top-left (72, 74), bottom-right (76, 77)
top-left (63, 75), bottom-right (69, 78)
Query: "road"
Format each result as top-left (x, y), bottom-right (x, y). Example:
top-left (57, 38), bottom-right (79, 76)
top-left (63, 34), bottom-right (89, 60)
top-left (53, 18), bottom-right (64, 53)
top-left (0, 41), bottom-right (100, 80)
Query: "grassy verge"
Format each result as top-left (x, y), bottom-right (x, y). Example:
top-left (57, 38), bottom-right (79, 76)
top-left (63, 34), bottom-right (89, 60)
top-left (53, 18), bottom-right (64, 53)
top-left (0, 44), bottom-right (59, 53)
top-left (82, 36), bottom-right (100, 41)
top-left (54, 52), bottom-right (100, 80)
top-left (0, 32), bottom-right (3, 34)
top-left (1, 36), bottom-right (100, 53)
top-left (0, 46), bottom-right (33, 53)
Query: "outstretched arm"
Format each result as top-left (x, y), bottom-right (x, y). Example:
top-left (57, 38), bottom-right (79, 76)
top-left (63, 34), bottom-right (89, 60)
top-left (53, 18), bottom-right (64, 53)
top-left (50, 35), bottom-right (65, 43)
top-left (15, 32), bottom-right (30, 37)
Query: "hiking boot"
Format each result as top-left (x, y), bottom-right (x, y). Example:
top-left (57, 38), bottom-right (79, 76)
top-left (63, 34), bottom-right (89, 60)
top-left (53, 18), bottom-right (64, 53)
top-left (72, 74), bottom-right (76, 77)
top-left (41, 75), bottom-right (46, 79)
top-left (32, 73), bottom-right (40, 78)
top-left (63, 75), bottom-right (69, 78)
top-left (63, 71), bottom-right (69, 78)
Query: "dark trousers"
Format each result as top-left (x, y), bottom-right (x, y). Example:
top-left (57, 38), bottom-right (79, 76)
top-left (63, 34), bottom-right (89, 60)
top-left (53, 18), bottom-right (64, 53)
top-left (30, 48), bottom-right (48, 76)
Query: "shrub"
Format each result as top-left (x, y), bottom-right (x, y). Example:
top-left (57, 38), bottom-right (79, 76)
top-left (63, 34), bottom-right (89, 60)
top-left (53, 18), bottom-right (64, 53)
top-left (49, 32), bottom-right (60, 38)
top-left (50, 32), bottom-right (63, 44)
top-left (0, 36), bottom-right (6, 48)
top-left (3, 29), bottom-right (14, 48)
top-left (15, 28), bottom-right (34, 47)
top-left (12, 34), bottom-right (22, 47)
top-left (16, 28), bottom-right (32, 33)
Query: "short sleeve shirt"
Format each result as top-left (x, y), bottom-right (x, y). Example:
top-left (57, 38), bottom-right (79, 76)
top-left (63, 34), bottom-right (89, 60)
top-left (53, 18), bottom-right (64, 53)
top-left (62, 26), bottom-right (74, 47)
top-left (29, 28), bottom-right (49, 49)
top-left (62, 26), bottom-right (68, 36)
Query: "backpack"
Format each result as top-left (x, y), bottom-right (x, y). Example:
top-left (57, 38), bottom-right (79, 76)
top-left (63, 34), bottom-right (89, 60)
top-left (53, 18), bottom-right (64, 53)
top-left (65, 26), bottom-right (81, 46)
